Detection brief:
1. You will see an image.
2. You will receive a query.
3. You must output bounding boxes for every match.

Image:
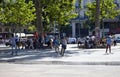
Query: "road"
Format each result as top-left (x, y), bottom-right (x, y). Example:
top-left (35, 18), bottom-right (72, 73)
top-left (0, 63), bottom-right (120, 77)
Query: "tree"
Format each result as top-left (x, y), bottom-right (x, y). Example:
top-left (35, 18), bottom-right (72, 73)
top-left (85, 0), bottom-right (120, 36)
top-left (95, 0), bottom-right (100, 43)
top-left (40, 0), bottom-right (77, 32)
top-left (86, 0), bottom-right (120, 21)
top-left (0, 0), bottom-right (36, 32)
top-left (34, 0), bottom-right (43, 35)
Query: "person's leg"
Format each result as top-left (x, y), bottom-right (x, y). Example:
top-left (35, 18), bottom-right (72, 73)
top-left (55, 46), bottom-right (57, 53)
top-left (17, 44), bottom-right (20, 52)
top-left (15, 45), bottom-right (18, 55)
top-left (11, 46), bottom-right (14, 55)
top-left (106, 45), bottom-right (108, 53)
top-left (60, 48), bottom-right (63, 55)
top-left (78, 42), bottom-right (80, 47)
top-left (62, 45), bottom-right (66, 56)
top-left (109, 45), bottom-right (111, 53)
top-left (57, 45), bottom-right (59, 52)
top-left (60, 45), bottom-right (64, 56)
top-left (61, 48), bottom-right (65, 56)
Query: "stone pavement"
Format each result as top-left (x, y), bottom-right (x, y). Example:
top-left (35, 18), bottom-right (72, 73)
top-left (0, 44), bottom-right (120, 65)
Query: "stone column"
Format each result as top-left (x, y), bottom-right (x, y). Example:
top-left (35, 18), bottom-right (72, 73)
top-left (72, 22), bottom-right (76, 37)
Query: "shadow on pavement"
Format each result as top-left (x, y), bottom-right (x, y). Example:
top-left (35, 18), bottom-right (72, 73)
top-left (0, 48), bottom-right (81, 63)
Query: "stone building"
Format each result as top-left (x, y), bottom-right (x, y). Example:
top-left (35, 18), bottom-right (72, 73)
top-left (71, 0), bottom-right (120, 38)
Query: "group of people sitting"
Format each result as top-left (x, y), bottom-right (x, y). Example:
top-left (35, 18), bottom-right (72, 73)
top-left (77, 35), bottom-right (96, 48)
top-left (77, 34), bottom-right (117, 52)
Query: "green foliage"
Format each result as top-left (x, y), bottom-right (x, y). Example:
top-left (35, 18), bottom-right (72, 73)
top-left (28, 25), bottom-right (36, 31)
top-left (41, 0), bottom-right (77, 26)
top-left (0, 0), bottom-right (36, 26)
top-left (85, 0), bottom-right (120, 21)
top-left (0, 0), bottom-right (77, 32)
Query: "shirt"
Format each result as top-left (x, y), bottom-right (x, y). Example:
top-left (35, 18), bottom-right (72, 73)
top-left (10, 37), bottom-right (16, 47)
top-left (61, 38), bottom-right (67, 45)
top-left (106, 37), bottom-right (112, 45)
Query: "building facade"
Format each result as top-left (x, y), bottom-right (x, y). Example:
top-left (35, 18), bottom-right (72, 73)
top-left (71, 0), bottom-right (94, 37)
top-left (0, 24), bottom-right (27, 39)
top-left (0, 24), bottom-right (12, 39)
top-left (71, 0), bottom-right (120, 38)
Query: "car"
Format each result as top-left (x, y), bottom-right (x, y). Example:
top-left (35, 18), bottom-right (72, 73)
top-left (67, 37), bottom-right (76, 44)
top-left (115, 34), bottom-right (120, 43)
top-left (115, 37), bottom-right (120, 43)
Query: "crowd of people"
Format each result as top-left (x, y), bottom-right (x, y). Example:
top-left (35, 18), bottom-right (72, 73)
top-left (77, 35), bottom-right (96, 48)
top-left (77, 34), bottom-right (117, 48)
top-left (7, 34), bottom-right (67, 56)
top-left (1, 33), bottom-right (118, 56)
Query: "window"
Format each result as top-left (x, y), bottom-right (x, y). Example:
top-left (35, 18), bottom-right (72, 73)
top-left (4, 28), bottom-right (9, 32)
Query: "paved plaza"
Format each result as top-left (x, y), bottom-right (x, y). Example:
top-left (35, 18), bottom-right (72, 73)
top-left (0, 44), bottom-right (120, 77)
top-left (0, 43), bottom-right (120, 65)
top-left (0, 63), bottom-right (120, 77)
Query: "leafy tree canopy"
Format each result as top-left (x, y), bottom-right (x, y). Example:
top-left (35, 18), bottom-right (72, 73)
top-left (85, 0), bottom-right (120, 21)
top-left (0, 0), bottom-right (36, 26)
top-left (41, 0), bottom-right (77, 26)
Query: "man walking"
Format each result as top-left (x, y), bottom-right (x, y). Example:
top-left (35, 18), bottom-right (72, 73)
top-left (106, 36), bottom-right (112, 54)
top-left (10, 34), bottom-right (17, 55)
top-left (60, 36), bottom-right (67, 56)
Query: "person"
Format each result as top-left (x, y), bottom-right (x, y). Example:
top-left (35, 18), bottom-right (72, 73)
top-left (85, 36), bottom-right (90, 48)
top-left (15, 35), bottom-right (20, 51)
top-left (77, 37), bottom-right (83, 47)
top-left (29, 38), bottom-right (34, 49)
top-left (113, 35), bottom-right (117, 46)
top-left (50, 38), bottom-right (53, 49)
top-left (106, 36), bottom-right (112, 54)
top-left (53, 37), bottom-right (60, 53)
top-left (9, 34), bottom-right (17, 55)
top-left (60, 36), bottom-right (67, 56)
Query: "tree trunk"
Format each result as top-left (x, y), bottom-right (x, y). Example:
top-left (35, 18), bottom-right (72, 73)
top-left (34, 0), bottom-right (43, 35)
top-left (95, 0), bottom-right (100, 45)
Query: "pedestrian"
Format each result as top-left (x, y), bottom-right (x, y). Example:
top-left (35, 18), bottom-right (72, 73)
top-left (15, 35), bottom-right (20, 51)
top-left (85, 36), bottom-right (90, 48)
top-left (53, 36), bottom-right (60, 53)
top-left (50, 38), bottom-right (53, 49)
top-left (106, 36), bottom-right (112, 54)
top-left (113, 35), bottom-right (117, 46)
top-left (9, 34), bottom-right (17, 55)
top-left (29, 38), bottom-right (34, 49)
top-left (60, 36), bottom-right (67, 56)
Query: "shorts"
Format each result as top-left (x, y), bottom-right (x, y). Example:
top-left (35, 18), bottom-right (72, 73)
top-left (107, 44), bottom-right (111, 46)
top-left (62, 44), bottom-right (66, 49)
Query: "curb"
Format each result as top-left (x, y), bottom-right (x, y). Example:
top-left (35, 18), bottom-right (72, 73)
top-left (1, 60), bottom-right (120, 66)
